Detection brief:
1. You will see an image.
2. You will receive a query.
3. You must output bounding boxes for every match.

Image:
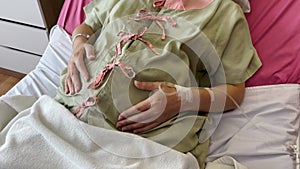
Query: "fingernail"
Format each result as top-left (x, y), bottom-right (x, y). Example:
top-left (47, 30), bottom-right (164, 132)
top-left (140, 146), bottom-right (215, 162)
top-left (134, 81), bottom-right (140, 87)
top-left (90, 55), bottom-right (95, 60)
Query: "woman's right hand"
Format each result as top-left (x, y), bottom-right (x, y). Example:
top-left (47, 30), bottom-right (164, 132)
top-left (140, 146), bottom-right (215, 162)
top-left (65, 41), bottom-right (95, 95)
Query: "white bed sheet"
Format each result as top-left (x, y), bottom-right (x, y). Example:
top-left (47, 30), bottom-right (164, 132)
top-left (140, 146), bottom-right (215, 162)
top-left (206, 84), bottom-right (300, 169)
top-left (5, 26), bottom-right (72, 98)
top-left (5, 26), bottom-right (300, 169)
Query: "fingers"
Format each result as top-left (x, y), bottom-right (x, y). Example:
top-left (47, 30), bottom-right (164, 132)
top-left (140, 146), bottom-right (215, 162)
top-left (117, 91), bottom-right (167, 133)
top-left (134, 81), bottom-right (177, 95)
top-left (120, 122), bottom-right (159, 134)
top-left (117, 81), bottom-right (170, 133)
top-left (65, 62), bottom-right (81, 94)
top-left (74, 53), bottom-right (90, 82)
top-left (117, 99), bottom-right (152, 131)
top-left (117, 107), bottom-right (162, 134)
top-left (64, 75), bottom-right (71, 94)
top-left (85, 44), bottom-right (95, 60)
top-left (64, 43), bottom-right (95, 95)
top-left (134, 81), bottom-right (161, 91)
top-left (118, 98), bottom-right (151, 121)
top-left (76, 44), bottom-right (95, 82)
top-left (118, 108), bottom-right (159, 128)
top-left (119, 81), bottom-right (165, 120)
top-left (132, 123), bottom-right (159, 134)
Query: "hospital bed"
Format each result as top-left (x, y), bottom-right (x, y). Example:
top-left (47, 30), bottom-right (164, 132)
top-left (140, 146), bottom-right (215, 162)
top-left (2, 0), bottom-right (300, 168)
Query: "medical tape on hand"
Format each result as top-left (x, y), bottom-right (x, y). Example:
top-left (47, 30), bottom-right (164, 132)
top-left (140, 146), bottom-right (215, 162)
top-left (174, 85), bottom-right (193, 103)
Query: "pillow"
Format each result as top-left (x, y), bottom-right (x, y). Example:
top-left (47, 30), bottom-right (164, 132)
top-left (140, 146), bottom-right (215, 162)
top-left (233, 0), bottom-right (250, 13)
top-left (245, 0), bottom-right (300, 86)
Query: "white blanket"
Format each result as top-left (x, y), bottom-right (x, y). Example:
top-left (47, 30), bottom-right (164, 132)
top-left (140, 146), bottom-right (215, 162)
top-left (0, 95), bottom-right (249, 169)
top-left (0, 95), bottom-right (200, 169)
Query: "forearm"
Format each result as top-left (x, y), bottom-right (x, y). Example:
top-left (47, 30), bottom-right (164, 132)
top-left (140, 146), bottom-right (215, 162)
top-left (183, 83), bottom-right (245, 113)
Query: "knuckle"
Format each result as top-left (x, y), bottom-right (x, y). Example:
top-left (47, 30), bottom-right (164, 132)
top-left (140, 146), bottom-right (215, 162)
top-left (136, 106), bottom-right (144, 112)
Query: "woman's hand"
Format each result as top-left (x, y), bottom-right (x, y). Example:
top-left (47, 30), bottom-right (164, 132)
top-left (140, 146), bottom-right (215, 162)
top-left (116, 81), bottom-right (182, 134)
top-left (64, 22), bottom-right (95, 95)
top-left (116, 80), bottom-right (246, 134)
top-left (65, 42), bottom-right (95, 95)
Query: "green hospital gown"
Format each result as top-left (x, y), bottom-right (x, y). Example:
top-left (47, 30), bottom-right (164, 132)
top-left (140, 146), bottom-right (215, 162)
top-left (55, 0), bottom-right (261, 168)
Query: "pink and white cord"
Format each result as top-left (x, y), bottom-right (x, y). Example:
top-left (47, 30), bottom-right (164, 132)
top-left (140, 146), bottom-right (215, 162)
top-left (88, 27), bottom-right (160, 90)
top-left (130, 10), bottom-right (176, 40)
top-left (87, 61), bottom-right (135, 89)
top-left (116, 27), bottom-right (160, 55)
top-left (72, 96), bottom-right (99, 118)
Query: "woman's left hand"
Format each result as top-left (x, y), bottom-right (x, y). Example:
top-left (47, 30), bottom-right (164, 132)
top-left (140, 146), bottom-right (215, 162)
top-left (116, 81), bottom-right (181, 134)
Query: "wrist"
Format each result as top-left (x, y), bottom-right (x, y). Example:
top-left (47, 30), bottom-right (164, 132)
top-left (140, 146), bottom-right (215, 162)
top-left (72, 33), bottom-right (90, 44)
top-left (178, 87), bottom-right (200, 112)
top-left (72, 38), bottom-right (87, 49)
top-left (158, 83), bottom-right (200, 112)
